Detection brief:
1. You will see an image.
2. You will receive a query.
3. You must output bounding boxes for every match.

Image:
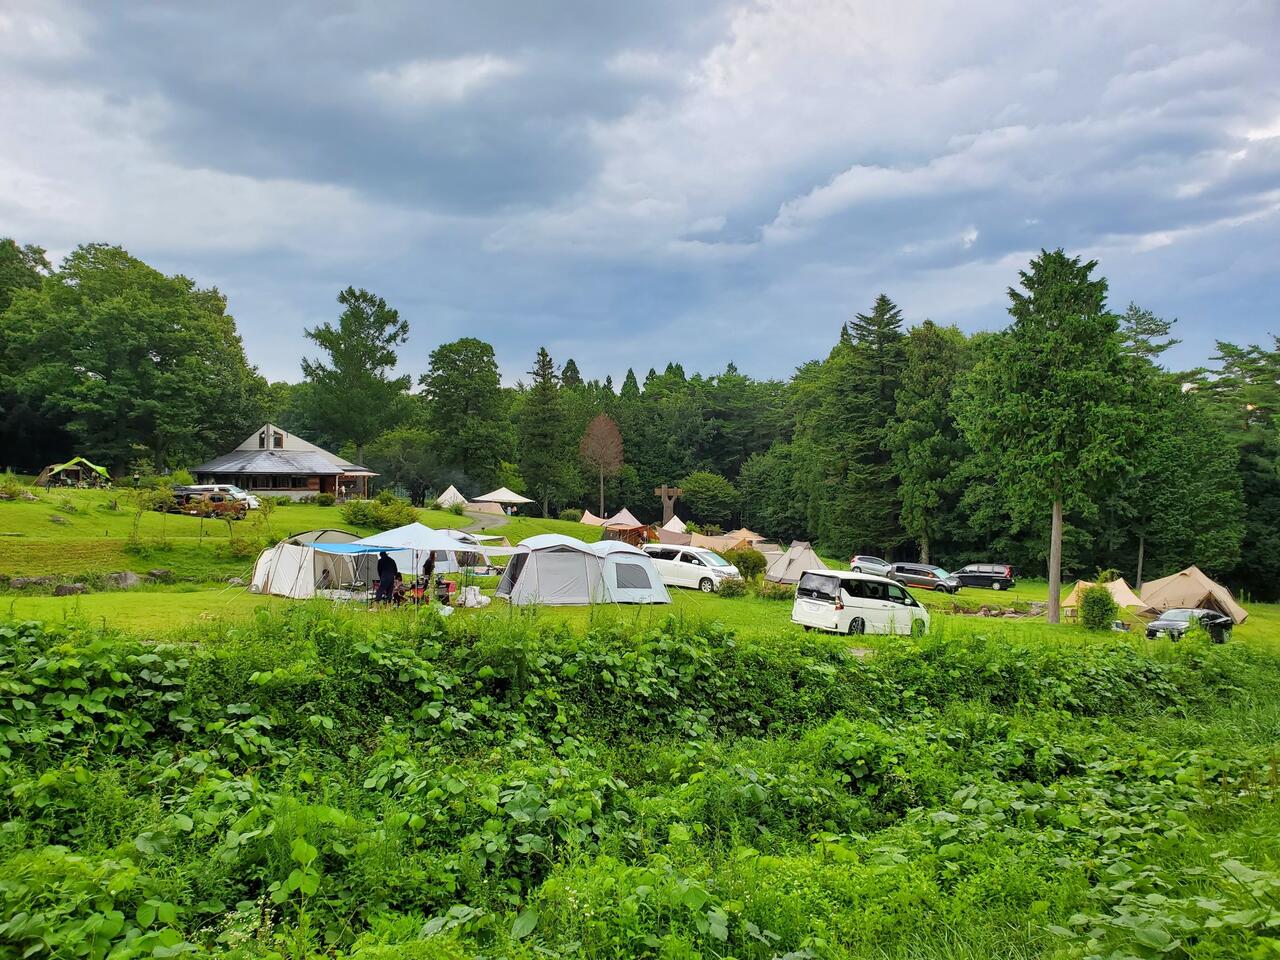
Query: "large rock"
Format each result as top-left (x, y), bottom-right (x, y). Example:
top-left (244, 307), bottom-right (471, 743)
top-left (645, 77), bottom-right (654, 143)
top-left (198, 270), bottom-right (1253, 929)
top-left (10, 576), bottom-right (54, 590)
top-left (53, 583), bottom-right (87, 596)
top-left (147, 568), bottom-right (175, 582)
top-left (227, 576), bottom-right (246, 586)
top-left (105, 571), bottom-right (145, 590)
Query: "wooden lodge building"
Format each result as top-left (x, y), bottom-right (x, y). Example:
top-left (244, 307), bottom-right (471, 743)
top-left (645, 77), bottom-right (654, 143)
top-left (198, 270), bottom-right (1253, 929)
top-left (192, 424), bottom-right (376, 500)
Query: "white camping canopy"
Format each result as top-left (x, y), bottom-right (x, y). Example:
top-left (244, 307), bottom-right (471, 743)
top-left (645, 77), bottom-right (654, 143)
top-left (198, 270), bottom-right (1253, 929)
top-left (250, 543), bottom-right (359, 599)
top-left (473, 486), bottom-right (534, 505)
top-left (765, 541), bottom-right (827, 584)
top-left (590, 541), bottom-right (671, 604)
top-left (314, 521), bottom-right (515, 579)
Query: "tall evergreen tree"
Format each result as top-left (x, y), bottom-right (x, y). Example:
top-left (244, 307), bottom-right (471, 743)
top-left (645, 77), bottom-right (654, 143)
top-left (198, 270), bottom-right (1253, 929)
top-left (955, 250), bottom-right (1134, 623)
top-left (301, 287), bottom-right (409, 466)
top-left (887, 321), bottom-right (969, 562)
top-left (561, 358), bottom-right (583, 389)
top-left (420, 338), bottom-right (511, 490)
top-left (518, 347), bottom-right (573, 516)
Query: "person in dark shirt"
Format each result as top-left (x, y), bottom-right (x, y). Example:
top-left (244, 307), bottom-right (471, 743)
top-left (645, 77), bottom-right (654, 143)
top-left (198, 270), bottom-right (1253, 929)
top-left (375, 550), bottom-right (396, 602)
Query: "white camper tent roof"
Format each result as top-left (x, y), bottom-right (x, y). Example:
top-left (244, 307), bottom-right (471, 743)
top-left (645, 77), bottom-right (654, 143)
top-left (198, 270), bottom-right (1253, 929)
top-left (765, 541), bottom-right (827, 584)
top-left (473, 486), bottom-right (534, 505)
top-left (250, 543), bottom-right (359, 599)
top-left (435, 485), bottom-right (468, 508)
top-left (661, 515), bottom-right (687, 533)
top-left (287, 528), bottom-right (360, 545)
top-left (495, 534), bottom-right (671, 606)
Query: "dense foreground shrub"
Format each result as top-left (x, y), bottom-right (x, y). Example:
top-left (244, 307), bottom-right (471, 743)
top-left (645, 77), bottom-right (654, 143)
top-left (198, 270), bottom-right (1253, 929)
top-left (1, 613), bottom-right (1278, 958)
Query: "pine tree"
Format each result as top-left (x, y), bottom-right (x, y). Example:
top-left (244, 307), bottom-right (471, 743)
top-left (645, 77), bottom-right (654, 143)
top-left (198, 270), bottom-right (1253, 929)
top-left (956, 250), bottom-right (1135, 623)
top-left (561, 358), bottom-right (583, 389)
top-left (517, 347), bottom-right (572, 516)
top-left (887, 321), bottom-right (969, 562)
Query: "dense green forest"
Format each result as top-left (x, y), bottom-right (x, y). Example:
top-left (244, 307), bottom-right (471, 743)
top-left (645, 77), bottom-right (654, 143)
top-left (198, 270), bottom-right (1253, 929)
top-left (1, 238), bottom-right (1276, 598)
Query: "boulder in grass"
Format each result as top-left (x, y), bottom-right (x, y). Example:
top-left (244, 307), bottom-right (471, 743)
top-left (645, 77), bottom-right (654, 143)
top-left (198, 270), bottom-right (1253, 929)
top-left (53, 583), bottom-right (86, 596)
top-left (227, 576), bottom-right (246, 586)
top-left (105, 571), bottom-right (145, 590)
top-left (147, 568), bottom-right (175, 582)
top-left (10, 576), bottom-right (54, 590)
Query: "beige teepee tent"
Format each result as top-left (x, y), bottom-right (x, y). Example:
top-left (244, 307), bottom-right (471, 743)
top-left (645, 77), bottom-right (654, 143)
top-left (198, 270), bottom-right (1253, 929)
top-left (435, 485), bottom-right (467, 508)
top-left (765, 541), bottom-right (827, 584)
top-left (1140, 566), bottom-right (1247, 623)
top-left (580, 509), bottom-right (607, 526)
top-left (1062, 578), bottom-right (1158, 618)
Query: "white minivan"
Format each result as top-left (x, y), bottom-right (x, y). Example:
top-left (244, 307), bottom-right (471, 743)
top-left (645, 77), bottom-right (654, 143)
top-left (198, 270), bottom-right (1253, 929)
top-left (641, 544), bottom-right (741, 593)
top-left (791, 569), bottom-right (930, 636)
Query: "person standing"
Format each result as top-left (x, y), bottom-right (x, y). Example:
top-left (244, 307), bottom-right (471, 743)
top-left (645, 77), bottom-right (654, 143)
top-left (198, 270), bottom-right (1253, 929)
top-left (375, 550), bottom-right (396, 603)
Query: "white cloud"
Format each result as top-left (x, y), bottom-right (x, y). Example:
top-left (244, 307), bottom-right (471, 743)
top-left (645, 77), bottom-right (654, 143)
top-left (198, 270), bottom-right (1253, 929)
top-left (368, 54), bottom-right (521, 106)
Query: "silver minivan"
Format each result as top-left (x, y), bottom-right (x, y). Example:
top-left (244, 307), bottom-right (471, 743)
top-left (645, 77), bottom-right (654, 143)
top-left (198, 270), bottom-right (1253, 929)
top-left (791, 569), bottom-right (930, 636)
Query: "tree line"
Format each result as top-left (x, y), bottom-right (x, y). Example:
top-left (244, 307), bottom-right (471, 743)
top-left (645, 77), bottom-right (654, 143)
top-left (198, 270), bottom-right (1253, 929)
top-left (1, 239), bottom-right (1276, 602)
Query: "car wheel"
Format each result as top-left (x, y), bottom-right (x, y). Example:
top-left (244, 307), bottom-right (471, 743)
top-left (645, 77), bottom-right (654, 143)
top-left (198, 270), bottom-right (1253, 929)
top-left (851, 566), bottom-right (862, 574)
top-left (933, 584), bottom-right (947, 592)
top-left (848, 617), bottom-right (865, 635)
top-left (699, 578), bottom-right (714, 593)
top-left (991, 581), bottom-right (1003, 591)
top-left (802, 625), bottom-right (812, 632)
top-left (911, 619), bottom-right (926, 637)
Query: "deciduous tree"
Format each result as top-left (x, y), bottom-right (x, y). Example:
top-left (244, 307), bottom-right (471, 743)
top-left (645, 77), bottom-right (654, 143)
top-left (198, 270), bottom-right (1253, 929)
top-left (579, 413), bottom-right (623, 516)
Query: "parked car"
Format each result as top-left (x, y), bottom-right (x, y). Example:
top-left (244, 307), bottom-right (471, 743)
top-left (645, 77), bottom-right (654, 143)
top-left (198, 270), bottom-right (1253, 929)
top-left (1145, 608), bottom-right (1232, 643)
top-left (848, 554), bottom-right (893, 577)
top-left (642, 544), bottom-right (741, 593)
top-left (177, 483), bottom-right (260, 509)
top-left (166, 490), bottom-right (247, 519)
top-left (890, 562), bottom-right (961, 594)
top-left (791, 569), bottom-right (930, 636)
top-left (953, 563), bottom-right (1017, 590)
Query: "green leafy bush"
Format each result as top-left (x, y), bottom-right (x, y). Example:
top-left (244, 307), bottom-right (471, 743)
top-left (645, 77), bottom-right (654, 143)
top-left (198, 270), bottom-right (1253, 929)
top-left (1080, 582), bottom-right (1119, 629)
top-left (558, 508), bottom-right (584, 522)
top-left (753, 579), bottom-right (794, 601)
top-left (170, 468), bottom-right (195, 486)
top-left (723, 547), bottom-right (766, 580)
top-left (341, 496), bottom-right (417, 530)
top-left (717, 576), bottom-right (747, 597)
top-left (448, 501), bottom-right (466, 516)
top-left (315, 492), bottom-right (336, 507)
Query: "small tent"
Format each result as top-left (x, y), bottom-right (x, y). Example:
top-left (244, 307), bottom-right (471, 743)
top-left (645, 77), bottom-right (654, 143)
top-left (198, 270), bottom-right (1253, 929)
top-left (250, 543), bottom-right (358, 598)
top-left (473, 486), bottom-right (534, 505)
top-left (661, 515), bottom-right (687, 534)
top-left (497, 534), bottom-right (608, 606)
top-left (580, 509), bottom-right (607, 526)
top-left (35, 457), bottom-right (112, 487)
top-left (604, 507), bottom-right (642, 527)
top-left (1140, 566), bottom-right (1248, 624)
top-left (590, 541), bottom-right (671, 604)
top-left (1062, 578), bottom-right (1158, 618)
top-left (765, 541), bottom-right (827, 584)
top-left (725, 527), bottom-right (764, 542)
top-left (468, 500), bottom-right (505, 515)
top-left (690, 533), bottom-right (750, 553)
top-left (435, 485), bottom-right (468, 508)
top-left (657, 527), bottom-right (693, 546)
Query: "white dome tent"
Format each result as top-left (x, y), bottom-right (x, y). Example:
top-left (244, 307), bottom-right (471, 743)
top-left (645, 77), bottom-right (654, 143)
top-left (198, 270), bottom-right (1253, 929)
top-left (250, 543), bottom-right (360, 599)
top-left (496, 535), bottom-right (671, 606)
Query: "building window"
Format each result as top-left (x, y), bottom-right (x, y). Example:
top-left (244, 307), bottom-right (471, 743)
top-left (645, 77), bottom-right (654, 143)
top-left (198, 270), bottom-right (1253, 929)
top-left (259, 431), bottom-right (266, 449)
top-left (273, 432), bottom-right (284, 449)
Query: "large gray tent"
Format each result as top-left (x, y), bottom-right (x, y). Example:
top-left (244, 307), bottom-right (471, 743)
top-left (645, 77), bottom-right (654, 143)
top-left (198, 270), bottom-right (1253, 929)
top-left (765, 541), bottom-right (827, 584)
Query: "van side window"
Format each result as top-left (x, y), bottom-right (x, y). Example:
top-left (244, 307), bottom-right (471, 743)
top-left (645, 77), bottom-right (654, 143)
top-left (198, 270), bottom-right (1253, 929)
top-left (886, 583), bottom-right (910, 604)
top-left (681, 553), bottom-right (703, 566)
top-left (860, 580), bottom-right (886, 601)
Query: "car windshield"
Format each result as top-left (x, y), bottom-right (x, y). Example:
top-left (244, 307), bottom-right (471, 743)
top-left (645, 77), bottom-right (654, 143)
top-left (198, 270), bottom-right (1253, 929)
top-left (702, 553), bottom-right (730, 567)
top-left (1164, 610), bottom-right (1193, 622)
top-left (928, 567), bottom-right (951, 578)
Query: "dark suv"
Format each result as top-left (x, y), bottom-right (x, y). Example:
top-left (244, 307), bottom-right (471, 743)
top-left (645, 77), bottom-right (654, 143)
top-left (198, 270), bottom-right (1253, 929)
top-left (953, 563), bottom-right (1016, 590)
top-left (889, 563), bottom-right (961, 594)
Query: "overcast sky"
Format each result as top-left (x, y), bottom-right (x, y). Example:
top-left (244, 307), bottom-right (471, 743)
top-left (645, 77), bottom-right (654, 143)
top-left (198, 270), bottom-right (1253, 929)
top-left (2, 1), bottom-right (1278, 384)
